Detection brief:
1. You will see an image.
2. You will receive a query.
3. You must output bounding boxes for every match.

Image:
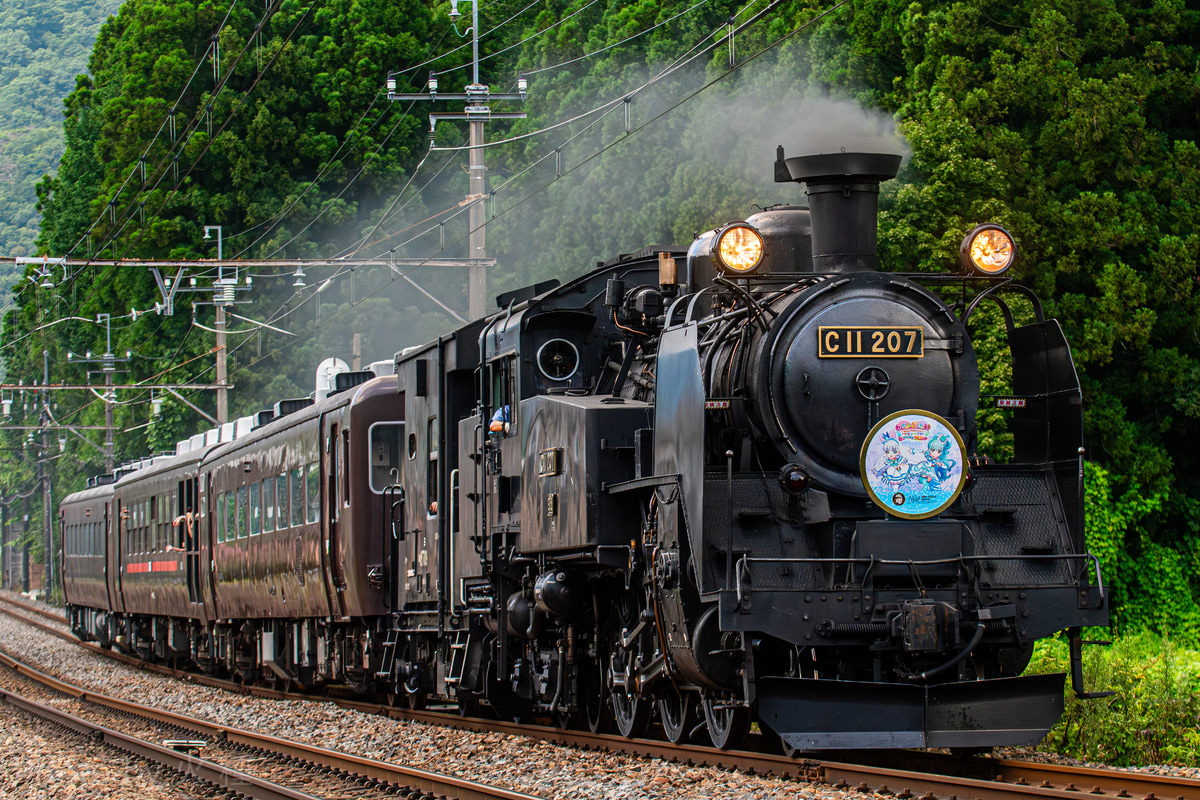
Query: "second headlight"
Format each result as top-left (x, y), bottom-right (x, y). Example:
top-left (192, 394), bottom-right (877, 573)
top-left (714, 223), bottom-right (765, 274)
top-left (960, 223), bottom-right (1017, 275)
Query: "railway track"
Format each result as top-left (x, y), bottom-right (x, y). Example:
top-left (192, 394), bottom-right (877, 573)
top-left (1, 594), bottom-right (1196, 800)
top-left (0, 631), bottom-right (547, 800)
top-left (0, 685), bottom-right (329, 800)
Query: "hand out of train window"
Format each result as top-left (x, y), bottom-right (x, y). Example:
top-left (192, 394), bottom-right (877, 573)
top-left (488, 405), bottom-right (511, 433)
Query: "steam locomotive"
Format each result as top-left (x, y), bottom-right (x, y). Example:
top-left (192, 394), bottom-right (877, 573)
top-left (60, 147), bottom-right (1108, 752)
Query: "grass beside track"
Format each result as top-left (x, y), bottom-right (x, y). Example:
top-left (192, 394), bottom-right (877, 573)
top-left (1030, 632), bottom-right (1200, 767)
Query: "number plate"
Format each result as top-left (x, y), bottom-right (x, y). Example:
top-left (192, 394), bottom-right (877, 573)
top-left (818, 326), bottom-right (924, 358)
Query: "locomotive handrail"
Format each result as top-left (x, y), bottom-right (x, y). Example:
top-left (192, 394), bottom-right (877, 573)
top-left (979, 388), bottom-right (1082, 400)
top-left (960, 279), bottom-right (1046, 328)
top-left (739, 552), bottom-right (1094, 566)
top-left (736, 552), bottom-right (1105, 598)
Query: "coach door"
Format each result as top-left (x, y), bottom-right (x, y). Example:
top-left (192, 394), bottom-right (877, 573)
top-left (179, 477), bottom-right (202, 605)
top-left (200, 472), bottom-right (220, 616)
top-left (107, 500), bottom-right (125, 612)
top-left (321, 414), bottom-right (347, 617)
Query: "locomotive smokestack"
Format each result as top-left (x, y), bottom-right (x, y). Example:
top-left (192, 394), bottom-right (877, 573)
top-left (775, 147), bottom-right (901, 273)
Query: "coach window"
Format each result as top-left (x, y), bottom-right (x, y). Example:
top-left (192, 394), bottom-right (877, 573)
top-left (225, 490), bottom-right (236, 543)
top-left (489, 356), bottom-right (516, 437)
top-left (291, 467), bottom-right (305, 527)
top-left (369, 423), bottom-right (402, 493)
top-left (306, 462), bottom-right (320, 524)
top-left (427, 417), bottom-right (439, 515)
top-left (151, 495), bottom-right (159, 551)
top-left (236, 485), bottom-right (248, 539)
top-left (216, 492), bottom-right (225, 543)
top-left (250, 481), bottom-right (262, 536)
top-left (275, 473), bottom-right (287, 529)
top-left (263, 478), bottom-right (275, 533)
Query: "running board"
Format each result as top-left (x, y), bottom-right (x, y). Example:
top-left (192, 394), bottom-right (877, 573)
top-left (757, 673), bottom-right (1066, 750)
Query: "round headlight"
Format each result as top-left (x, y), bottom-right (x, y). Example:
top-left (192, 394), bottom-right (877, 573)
top-left (960, 224), bottom-right (1016, 275)
top-left (714, 223), bottom-right (764, 273)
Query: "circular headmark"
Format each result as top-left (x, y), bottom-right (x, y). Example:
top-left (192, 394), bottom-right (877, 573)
top-left (859, 409), bottom-right (968, 519)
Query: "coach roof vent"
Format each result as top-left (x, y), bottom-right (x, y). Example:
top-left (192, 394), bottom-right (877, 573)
top-left (274, 397), bottom-right (314, 418)
top-left (329, 370), bottom-right (374, 397)
top-left (253, 409), bottom-right (275, 429)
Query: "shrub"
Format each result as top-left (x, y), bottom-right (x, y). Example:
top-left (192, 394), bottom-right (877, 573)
top-left (1027, 632), bottom-right (1200, 766)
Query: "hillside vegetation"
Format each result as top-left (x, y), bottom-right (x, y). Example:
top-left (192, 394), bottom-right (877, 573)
top-left (2, 0), bottom-right (1199, 640)
top-left (0, 0), bottom-right (124, 310)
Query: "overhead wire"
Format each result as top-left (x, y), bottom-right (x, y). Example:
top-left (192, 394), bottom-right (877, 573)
top-left (258, 98), bottom-right (422, 259)
top-left (230, 85), bottom-right (399, 257)
top-left (55, 0), bottom-right (258, 295)
top-left (38, 0), bottom-right (313, 370)
top-left (52, 1), bottom-right (243, 274)
top-left (338, 148), bottom-right (464, 258)
top-left (355, 1), bottom-right (740, 250)
top-left (216, 0), bottom-right (850, 389)
top-left (90, 0), bottom-right (316, 275)
top-left (393, 0), bottom-right (545, 78)
top-left (17, 0), bottom-right (834, 447)
top-left (431, 0), bottom-right (604, 77)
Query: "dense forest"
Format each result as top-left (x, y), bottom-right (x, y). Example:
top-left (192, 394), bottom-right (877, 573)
top-left (2, 0), bottom-right (1198, 637)
top-left (0, 0), bottom-right (124, 318)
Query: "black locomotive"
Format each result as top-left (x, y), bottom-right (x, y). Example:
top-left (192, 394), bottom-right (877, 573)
top-left (61, 146), bottom-right (1108, 752)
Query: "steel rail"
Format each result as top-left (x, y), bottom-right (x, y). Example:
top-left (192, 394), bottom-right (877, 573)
top-left (5, 599), bottom-right (1200, 800)
top-left (0, 638), bottom-right (546, 800)
top-left (0, 594), bottom-right (68, 624)
top-left (0, 687), bottom-right (324, 800)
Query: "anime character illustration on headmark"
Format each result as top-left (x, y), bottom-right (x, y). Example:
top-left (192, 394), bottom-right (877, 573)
top-left (860, 411), bottom-right (966, 519)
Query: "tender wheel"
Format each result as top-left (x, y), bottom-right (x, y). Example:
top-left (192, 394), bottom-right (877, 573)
top-left (656, 687), bottom-right (697, 744)
top-left (703, 696), bottom-right (750, 750)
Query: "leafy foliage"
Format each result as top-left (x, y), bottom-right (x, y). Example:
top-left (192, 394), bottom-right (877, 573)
top-left (2, 0), bottom-right (1200, 637)
top-left (1030, 632), bottom-right (1200, 765)
top-left (0, 0), bottom-right (123, 318)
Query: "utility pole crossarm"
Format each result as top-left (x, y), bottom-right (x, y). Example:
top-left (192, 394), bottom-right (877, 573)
top-left (387, 14), bottom-right (528, 320)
